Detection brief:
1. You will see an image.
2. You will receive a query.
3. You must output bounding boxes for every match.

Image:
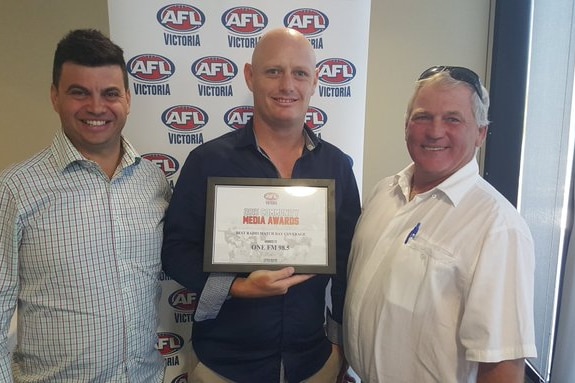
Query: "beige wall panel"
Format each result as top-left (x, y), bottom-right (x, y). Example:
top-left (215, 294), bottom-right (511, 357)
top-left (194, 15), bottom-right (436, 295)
top-left (0, 1), bottom-right (490, 201)
top-left (0, 1), bottom-right (109, 169)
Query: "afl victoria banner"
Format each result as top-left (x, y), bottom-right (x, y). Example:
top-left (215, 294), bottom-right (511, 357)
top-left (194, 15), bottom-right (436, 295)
top-left (108, 1), bottom-right (371, 381)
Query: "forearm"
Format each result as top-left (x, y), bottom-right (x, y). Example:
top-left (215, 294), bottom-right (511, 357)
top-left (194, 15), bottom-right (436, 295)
top-left (477, 359), bottom-right (525, 383)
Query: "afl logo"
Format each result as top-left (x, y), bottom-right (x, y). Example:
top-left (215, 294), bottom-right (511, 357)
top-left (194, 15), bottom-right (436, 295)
top-left (283, 9), bottom-right (329, 36)
top-left (191, 56), bottom-right (238, 84)
top-left (142, 153), bottom-right (179, 178)
top-left (161, 105), bottom-right (208, 132)
top-left (156, 332), bottom-right (184, 356)
top-left (171, 373), bottom-right (188, 383)
top-left (157, 4), bottom-right (205, 33)
top-left (222, 7), bottom-right (268, 35)
top-left (264, 192), bottom-right (279, 201)
top-left (168, 288), bottom-right (198, 313)
top-left (127, 54), bottom-right (175, 82)
top-left (317, 58), bottom-right (356, 86)
top-left (224, 105), bottom-right (254, 130)
top-left (305, 107), bottom-right (328, 131)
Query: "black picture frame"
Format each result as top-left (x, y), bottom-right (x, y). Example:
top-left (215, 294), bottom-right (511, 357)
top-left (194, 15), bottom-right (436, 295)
top-left (204, 177), bottom-right (336, 274)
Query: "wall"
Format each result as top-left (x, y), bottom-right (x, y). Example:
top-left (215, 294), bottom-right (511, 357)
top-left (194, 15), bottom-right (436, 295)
top-left (0, 0), bottom-right (491, 199)
top-left (363, 1), bottom-right (492, 195)
top-left (0, 1), bottom-right (108, 168)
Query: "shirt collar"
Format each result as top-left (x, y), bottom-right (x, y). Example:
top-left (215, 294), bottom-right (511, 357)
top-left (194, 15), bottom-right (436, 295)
top-left (51, 130), bottom-right (141, 173)
top-left (394, 159), bottom-right (480, 206)
top-left (235, 118), bottom-right (320, 152)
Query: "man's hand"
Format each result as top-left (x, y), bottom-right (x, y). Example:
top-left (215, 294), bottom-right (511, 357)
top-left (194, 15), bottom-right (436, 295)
top-left (229, 267), bottom-right (314, 298)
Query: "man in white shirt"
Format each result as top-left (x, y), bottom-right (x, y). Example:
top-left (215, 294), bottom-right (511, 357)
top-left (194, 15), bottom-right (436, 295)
top-left (344, 66), bottom-right (536, 383)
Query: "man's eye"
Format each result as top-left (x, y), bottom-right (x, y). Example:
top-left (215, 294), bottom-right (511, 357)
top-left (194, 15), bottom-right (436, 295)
top-left (294, 71), bottom-right (308, 78)
top-left (105, 91), bottom-right (121, 99)
top-left (69, 89), bottom-right (88, 97)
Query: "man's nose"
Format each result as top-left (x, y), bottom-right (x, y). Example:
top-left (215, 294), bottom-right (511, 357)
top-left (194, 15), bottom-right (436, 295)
top-left (86, 95), bottom-right (106, 114)
top-left (279, 73), bottom-right (294, 90)
top-left (427, 118), bottom-right (446, 137)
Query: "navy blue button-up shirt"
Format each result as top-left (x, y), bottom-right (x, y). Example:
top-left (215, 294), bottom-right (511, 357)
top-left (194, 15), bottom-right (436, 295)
top-left (162, 119), bottom-right (361, 382)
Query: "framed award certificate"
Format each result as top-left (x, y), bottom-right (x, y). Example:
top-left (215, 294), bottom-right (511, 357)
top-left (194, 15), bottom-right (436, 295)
top-left (204, 177), bottom-right (336, 274)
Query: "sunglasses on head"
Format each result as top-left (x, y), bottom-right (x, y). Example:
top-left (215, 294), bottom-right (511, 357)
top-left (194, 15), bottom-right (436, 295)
top-left (418, 66), bottom-right (483, 99)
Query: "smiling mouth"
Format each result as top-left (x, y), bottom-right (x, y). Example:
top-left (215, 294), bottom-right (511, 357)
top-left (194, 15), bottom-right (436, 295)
top-left (84, 120), bottom-right (108, 126)
top-left (423, 146), bottom-right (446, 151)
top-left (273, 97), bottom-right (297, 104)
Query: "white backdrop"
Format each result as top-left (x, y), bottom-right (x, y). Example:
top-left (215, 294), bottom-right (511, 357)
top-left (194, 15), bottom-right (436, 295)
top-left (108, 1), bottom-right (371, 381)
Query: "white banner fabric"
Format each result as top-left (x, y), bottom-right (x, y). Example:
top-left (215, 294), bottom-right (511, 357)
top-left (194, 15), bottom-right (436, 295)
top-left (108, 1), bottom-right (370, 382)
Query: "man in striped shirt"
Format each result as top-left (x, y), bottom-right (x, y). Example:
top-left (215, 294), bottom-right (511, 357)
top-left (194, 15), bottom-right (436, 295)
top-left (0, 29), bottom-right (171, 382)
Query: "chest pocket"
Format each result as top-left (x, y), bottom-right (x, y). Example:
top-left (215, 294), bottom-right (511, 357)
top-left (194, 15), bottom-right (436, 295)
top-left (391, 235), bottom-right (459, 315)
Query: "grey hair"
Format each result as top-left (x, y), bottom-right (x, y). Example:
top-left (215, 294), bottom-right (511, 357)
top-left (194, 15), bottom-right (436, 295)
top-left (404, 71), bottom-right (490, 127)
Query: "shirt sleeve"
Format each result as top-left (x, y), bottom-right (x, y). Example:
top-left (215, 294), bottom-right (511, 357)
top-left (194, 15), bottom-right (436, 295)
top-left (194, 273), bottom-right (236, 321)
top-left (326, 308), bottom-right (343, 345)
top-left (330, 160), bottom-right (361, 324)
top-left (0, 174), bottom-right (19, 381)
top-left (161, 150), bottom-right (211, 294)
top-left (161, 149), bottom-right (238, 321)
top-left (460, 224), bottom-right (537, 362)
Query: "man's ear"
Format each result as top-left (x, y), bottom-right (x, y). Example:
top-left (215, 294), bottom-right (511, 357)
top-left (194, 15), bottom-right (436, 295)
top-left (476, 126), bottom-right (488, 147)
top-left (312, 67), bottom-right (319, 95)
top-left (126, 89), bottom-right (131, 115)
top-left (244, 63), bottom-right (254, 92)
top-left (50, 84), bottom-right (59, 113)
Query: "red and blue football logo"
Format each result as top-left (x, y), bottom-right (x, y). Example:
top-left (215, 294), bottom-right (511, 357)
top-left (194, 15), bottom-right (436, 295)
top-left (222, 7), bottom-right (268, 35)
top-left (142, 153), bottom-right (179, 178)
top-left (161, 105), bottom-right (208, 132)
top-left (305, 106), bottom-right (328, 131)
top-left (168, 288), bottom-right (198, 313)
top-left (157, 4), bottom-right (205, 33)
top-left (191, 56), bottom-right (238, 84)
top-left (283, 8), bottom-right (329, 36)
top-left (127, 54), bottom-right (175, 82)
top-left (223, 105), bottom-right (254, 130)
top-left (264, 192), bottom-right (279, 201)
top-left (317, 58), bottom-right (356, 85)
top-left (156, 332), bottom-right (184, 356)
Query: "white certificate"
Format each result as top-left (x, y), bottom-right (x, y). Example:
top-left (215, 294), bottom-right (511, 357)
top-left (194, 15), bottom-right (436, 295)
top-left (204, 177), bottom-right (336, 274)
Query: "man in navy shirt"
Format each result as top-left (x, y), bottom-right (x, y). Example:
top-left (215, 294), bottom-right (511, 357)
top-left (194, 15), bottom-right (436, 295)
top-left (161, 27), bottom-right (361, 382)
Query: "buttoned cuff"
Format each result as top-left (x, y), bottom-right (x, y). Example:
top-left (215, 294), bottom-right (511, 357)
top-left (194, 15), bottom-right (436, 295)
top-left (326, 308), bottom-right (343, 345)
top-left (194, 273), bottom-right (235, 321)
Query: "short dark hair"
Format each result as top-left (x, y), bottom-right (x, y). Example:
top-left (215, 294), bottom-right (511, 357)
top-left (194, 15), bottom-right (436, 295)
top-left (52, 29), bottom-right (128, 89)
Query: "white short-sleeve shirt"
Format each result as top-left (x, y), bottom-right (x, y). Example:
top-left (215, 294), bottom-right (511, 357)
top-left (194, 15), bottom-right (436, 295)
top-left (344, 160), bottom-right (537, 383)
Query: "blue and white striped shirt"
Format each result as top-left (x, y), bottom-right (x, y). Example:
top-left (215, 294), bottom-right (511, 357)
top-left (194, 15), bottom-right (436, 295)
top-left (0, 130), bottom-right (171, 382)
